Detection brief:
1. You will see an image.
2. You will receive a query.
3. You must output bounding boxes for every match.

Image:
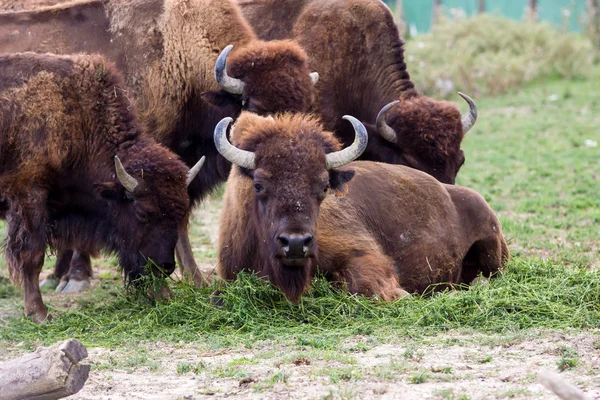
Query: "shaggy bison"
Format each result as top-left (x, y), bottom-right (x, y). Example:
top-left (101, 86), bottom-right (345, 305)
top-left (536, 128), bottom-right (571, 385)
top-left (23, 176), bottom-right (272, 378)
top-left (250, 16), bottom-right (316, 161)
top-left (216, 113), bottom-right (508, 302)
top-left (0, 53), bottom-right (204, 322)
top-left (0, 0), bottom-right (317, 288)
top-left (239, 0), bottom-right (476, 184)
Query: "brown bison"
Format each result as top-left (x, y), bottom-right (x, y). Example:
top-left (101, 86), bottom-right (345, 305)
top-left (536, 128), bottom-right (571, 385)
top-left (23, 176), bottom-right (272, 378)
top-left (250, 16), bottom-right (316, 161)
top-left (238, 0), bottom-right (477, 185)
top-left (216, 112), bottom-right (508, 302)
top-left (0, 0), bottom-right (317, 289)
top-left (0, 52), bottom-right (204, 322)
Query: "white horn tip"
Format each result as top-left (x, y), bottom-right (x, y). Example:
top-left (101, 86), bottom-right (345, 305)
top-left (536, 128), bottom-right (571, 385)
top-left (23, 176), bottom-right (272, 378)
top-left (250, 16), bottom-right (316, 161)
top-left (310, 72), bottom-right (319, 84)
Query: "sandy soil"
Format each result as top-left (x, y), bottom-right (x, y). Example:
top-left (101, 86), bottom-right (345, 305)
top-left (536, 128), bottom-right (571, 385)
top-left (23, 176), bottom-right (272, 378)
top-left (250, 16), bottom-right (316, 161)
top-left (2, 331), bottom-right (596, 400)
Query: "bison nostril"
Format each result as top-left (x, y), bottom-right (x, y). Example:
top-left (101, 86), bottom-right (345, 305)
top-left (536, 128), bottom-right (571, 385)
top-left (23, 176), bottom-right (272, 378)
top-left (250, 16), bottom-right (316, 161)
top-left (304, 235), bottom-right (314, 246)
top-left (278, 235), bottom-right (290, 247)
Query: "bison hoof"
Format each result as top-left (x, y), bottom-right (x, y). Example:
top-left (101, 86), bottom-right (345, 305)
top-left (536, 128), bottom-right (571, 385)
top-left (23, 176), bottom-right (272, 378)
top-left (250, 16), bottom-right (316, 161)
top-left (210, 290), bottom-right (225, 308)
top-left (27, 309), bottom-right (52, 324)
top-left (393, 288), bottom-right (411, 300)
top-left (470, 276), bottom-right (489, 286)
top-left (56, 278), bottom-right (91, 294)
top-left (40, 275), bottom-right (60, 290)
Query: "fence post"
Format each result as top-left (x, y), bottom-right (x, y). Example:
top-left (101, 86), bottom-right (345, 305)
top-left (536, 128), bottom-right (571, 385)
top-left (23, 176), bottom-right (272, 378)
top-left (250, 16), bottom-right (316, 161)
top-left (395, 0), bottom-right (407, 36)
top-left (586, 0), bottom-right (600, 48)
top-left (432, 0), bottom-right (442, 25)
top-left (527, 0), bottom-right (538, 22)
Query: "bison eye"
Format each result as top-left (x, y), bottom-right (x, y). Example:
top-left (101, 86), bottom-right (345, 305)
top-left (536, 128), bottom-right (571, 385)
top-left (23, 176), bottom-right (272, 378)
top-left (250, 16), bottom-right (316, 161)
top-left (323, 185), bottom-right (329, 194)
top-left (253, 183), bottom-right (263, 193)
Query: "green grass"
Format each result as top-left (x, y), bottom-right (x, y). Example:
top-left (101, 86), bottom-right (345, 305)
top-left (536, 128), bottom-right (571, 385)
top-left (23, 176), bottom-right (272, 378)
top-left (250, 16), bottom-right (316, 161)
top-left (1, 70), bottom-right (600, 350)
top-left (1, 259), bottom-right (600, 347)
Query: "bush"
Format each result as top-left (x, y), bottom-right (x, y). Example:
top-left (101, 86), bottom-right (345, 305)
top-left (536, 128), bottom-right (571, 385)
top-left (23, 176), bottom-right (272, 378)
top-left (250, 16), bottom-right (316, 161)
top-left (405, 13), bottom-right (598, 98)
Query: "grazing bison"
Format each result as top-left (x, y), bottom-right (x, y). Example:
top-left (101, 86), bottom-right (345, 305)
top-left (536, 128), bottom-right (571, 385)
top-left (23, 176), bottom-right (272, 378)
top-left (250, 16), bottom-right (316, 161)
top-left (238, 0), bottom-right (476, 185)
top-left (0, 52), bottom-right (204, 322)
top-left (0, 0), bottom-right (317, 289)
top-left (216, 113), bottom-right (508, 302)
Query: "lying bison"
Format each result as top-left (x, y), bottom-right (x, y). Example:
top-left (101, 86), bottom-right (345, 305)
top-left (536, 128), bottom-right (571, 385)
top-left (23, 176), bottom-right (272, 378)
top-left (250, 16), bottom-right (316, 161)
top-left (239, 0), bottom-right (476, 184)
top-left (0, 53), bottom-right (204, 322)
top-left (0, 0), bottom-right (317, 289)
top-left (215, 113), bottom-right (508, 301)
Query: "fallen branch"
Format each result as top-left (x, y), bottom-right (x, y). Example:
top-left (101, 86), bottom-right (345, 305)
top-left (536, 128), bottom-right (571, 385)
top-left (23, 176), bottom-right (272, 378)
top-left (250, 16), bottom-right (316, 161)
top-left (0, 339), bottom-right (90, 400)
top-left (538, 369), bottom-right (592, 400)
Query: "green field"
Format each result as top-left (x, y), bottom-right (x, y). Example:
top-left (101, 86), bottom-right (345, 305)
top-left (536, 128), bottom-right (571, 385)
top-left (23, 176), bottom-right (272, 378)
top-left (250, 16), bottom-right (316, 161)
top-left (1, 71), bottom-right (599, 398)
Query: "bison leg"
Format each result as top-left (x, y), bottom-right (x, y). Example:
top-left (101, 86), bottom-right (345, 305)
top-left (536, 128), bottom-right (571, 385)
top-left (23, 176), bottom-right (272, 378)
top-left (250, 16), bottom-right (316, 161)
top-left (40, 248), bottom-right (73, 289)
top-left (6, 206), bottom-right (49, 323)
top-left (175, 226), bottom-right (208, 287)
top-left (55, 250), bottom-right (93, 293)
top-left (460, 236), bottom-right (508, 284)
top-left (23, 252), bottom-right (49, 323)
top-left (338, 252), bottom-right (409, 302)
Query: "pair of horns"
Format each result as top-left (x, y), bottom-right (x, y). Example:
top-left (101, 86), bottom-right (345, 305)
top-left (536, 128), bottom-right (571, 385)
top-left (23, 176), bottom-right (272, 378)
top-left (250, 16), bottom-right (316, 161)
top-left (376, 92), bottom-right (478, 144)
top-left (114, 155), bottom-right (206, 193)
top-left (214, 44), bottom-right (319, 95)
top-left (213, 116), bottom-right (367, 170)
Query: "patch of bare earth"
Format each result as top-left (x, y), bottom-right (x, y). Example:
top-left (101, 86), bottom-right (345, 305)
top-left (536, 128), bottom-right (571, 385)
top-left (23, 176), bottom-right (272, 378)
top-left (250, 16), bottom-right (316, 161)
top-left (12, 331), bottom-right (592, 399)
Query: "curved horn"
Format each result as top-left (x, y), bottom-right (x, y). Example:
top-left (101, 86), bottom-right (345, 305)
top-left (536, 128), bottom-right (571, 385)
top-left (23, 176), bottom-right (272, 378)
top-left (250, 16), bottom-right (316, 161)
top-left (186, 155), bottom-right (206, 187)
top-left (458, 92), bottom-right (477, 134)
top-left (114, 155), bottom-right (138, 193)
top-left (214, 117), bottom-right (256, 169)
top-left (326, 116), bottom-right (368, 169)
top-left (309, 72), bottom-right (319, 85)
top-left (214, 45), bottom-right (245, 95)
top-left (376, 100), bottom-right (400, 144)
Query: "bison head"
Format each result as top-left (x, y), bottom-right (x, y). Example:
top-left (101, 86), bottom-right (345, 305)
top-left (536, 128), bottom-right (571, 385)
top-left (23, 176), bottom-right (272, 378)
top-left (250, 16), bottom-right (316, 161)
top-left (214, 41), bottom-right (318, 115)
top-left (215, 112), bottom-right (366, 301)
top-left (94, 145), bottom-right (204, 280)
top-left (373, 92), bottom-right (477, 184)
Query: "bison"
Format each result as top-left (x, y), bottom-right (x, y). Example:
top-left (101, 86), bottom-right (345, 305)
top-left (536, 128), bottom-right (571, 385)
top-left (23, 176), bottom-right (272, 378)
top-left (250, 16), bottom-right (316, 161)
top-left (216, 112), bottom-right (508, 302)
top-left (0, 52), bottom-right (204, 322)
top-left (238, 0), bottom-right (477, 185)
top-left (0, 0), bottom-right (318, 289)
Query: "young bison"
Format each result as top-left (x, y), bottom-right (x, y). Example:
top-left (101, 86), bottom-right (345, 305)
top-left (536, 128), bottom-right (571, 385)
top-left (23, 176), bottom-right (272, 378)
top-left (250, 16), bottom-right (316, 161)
top-left (0, 53), bottom-right (204, 322)
top-left (216, 112), bottom-right (508, 302)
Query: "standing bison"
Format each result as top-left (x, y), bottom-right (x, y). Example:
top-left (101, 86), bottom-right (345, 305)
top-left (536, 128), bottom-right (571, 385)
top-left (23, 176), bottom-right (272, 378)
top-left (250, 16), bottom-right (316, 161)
top-left (239, 0), bottom-right (476, 184)
top-left (0, 53), bottom-right (204, 322)
top-left (0, 0), bottom-right (317, 289)
top-left (216, 113), bottom-right (508, 301)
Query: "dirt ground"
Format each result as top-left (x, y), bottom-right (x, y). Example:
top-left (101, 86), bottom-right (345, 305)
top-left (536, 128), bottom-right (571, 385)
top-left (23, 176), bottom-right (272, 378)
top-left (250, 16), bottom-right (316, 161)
top-left (4, 331), bottom-right (598, 399)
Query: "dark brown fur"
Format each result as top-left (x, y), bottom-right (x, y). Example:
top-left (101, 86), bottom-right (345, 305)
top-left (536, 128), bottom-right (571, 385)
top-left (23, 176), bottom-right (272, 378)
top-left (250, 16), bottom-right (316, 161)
top-left (0, 53), bottom-right (191, 322)
top-left (227, 40), bottom-right (314, 114)
top-left (239, 0), bottom-right (467, 184)
top-left (218, 113), bottom-right (508, 302)
top-left (0, 0), bottom-right (315, 284)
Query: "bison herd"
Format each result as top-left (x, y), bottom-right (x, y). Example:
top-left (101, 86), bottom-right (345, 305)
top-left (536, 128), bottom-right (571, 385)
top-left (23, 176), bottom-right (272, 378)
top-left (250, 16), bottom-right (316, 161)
top-left (0, 0), bottom-right (508, 323)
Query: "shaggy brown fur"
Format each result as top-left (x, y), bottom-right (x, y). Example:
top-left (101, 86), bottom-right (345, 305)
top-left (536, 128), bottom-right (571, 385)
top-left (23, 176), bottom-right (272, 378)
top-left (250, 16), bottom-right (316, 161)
top-left (219, 113), bottom-right (508, 302)
top-left (0, 0), bottom-right (316, 286)
top-left (239, 0), bottom-right (467, 184)
top-left (0, 53), bottom-right (191, 322)
top-left (227, 40), bottom-right (314, 114)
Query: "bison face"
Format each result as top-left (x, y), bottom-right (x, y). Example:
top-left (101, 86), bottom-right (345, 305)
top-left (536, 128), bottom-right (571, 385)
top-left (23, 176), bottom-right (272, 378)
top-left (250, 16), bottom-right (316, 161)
top-left (374, 93), bottom-right (477, 185)
top-left (94, 148), bottom-right (201, 281)
top-left (215, 114), bottom-right (365, 302)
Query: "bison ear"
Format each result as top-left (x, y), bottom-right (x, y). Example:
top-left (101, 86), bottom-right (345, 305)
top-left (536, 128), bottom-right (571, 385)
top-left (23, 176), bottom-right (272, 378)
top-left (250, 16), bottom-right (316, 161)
top-left (329, 169), bottom-right (355, 194)
top-left (94, 182), bottom-right (120, 200)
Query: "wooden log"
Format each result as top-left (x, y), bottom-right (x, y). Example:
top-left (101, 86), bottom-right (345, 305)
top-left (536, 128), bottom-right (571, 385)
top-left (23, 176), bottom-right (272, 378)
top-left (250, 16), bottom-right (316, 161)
top-left (0, 339), bottom-right (90, 400)
top-left (537, 369), bottom-right (592, 400)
